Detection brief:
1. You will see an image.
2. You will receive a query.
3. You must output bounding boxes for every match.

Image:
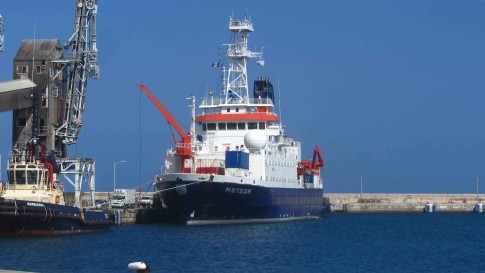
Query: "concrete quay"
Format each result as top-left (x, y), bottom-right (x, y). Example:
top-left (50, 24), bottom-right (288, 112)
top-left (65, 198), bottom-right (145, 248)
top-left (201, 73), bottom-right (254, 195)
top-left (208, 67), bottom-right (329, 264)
top-left (324, 193), bottom-right (485, 213)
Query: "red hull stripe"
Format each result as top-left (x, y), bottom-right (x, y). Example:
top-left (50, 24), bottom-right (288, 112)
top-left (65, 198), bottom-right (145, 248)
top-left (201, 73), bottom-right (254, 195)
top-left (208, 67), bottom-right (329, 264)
top-left (195, 113), bottom-right (279, 122)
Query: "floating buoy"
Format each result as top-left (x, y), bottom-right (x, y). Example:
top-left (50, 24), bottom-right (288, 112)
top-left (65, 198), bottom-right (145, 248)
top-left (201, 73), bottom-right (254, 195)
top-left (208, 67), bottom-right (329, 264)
top-left (128, 261), bottom-right (150, 273)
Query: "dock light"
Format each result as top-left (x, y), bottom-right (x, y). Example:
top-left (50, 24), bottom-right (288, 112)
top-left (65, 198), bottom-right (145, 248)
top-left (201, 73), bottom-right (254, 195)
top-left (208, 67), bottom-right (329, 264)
top-left (113, 160), bottom-right (127, 192)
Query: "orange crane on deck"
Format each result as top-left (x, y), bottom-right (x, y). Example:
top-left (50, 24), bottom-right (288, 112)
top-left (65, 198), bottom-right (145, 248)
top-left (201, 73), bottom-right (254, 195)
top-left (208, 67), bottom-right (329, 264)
top-left (298, 145), bottom-right (324, 176)
top-left (135, 82), bottom-right (191, 157)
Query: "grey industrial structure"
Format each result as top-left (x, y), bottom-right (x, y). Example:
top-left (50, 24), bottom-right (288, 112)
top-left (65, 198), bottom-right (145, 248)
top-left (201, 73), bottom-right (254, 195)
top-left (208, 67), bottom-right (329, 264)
top-left (0, 1), bottom-right (99, 207)
top-left (10, 40), bottom-right (67, 157)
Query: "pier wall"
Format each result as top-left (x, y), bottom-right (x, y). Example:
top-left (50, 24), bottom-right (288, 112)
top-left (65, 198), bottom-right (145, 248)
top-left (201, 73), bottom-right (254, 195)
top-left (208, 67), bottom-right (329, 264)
top-left (63, 192), bottom-right (166, 224)
top-left (325, 193), bottom-right (484, 212)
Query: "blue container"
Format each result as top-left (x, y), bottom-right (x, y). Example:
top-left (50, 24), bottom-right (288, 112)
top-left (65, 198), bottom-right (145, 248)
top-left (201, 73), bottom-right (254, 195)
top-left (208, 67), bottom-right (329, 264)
top-left (303, 174), bottom-right (314, 183)
top-left (225, 151), bottom-right (249, 169)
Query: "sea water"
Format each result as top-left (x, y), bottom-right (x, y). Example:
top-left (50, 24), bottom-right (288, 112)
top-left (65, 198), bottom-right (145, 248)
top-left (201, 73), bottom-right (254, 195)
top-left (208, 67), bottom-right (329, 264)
top-left (1, 213), bottom-right (485, 273)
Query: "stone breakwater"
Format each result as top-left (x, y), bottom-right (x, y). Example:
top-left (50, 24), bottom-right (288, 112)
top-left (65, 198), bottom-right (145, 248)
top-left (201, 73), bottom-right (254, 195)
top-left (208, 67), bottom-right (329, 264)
top-left (324, 193), bottom-right (485, 212)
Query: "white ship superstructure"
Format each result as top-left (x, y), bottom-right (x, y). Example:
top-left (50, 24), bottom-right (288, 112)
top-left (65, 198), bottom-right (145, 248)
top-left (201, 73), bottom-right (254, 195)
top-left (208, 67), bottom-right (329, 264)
top-left (142, 15), bottom-right (324, 224)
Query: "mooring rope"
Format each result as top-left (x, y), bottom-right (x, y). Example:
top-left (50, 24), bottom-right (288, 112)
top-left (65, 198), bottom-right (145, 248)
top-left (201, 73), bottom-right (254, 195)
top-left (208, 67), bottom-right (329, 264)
top-left (153, 180), bottom-right (201, 194)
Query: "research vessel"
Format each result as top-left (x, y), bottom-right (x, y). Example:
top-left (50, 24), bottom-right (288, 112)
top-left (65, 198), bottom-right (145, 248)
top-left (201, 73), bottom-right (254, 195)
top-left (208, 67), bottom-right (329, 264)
top-left (143, 15), bottom-right (325, 225)
top-left (0, 142), bottom-right (111, 236)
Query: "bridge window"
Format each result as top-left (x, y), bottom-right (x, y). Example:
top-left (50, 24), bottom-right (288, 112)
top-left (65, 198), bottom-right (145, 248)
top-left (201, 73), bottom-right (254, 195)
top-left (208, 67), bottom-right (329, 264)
top-left (27, 171), bottom-right (38, 185)
top-left (202, 124), bottom-right (207, 131)
top-left (238, 122), bottom-right (245, 130)
top-left (227, 123), bottom-right (237, 130)
top-left (248, 122), bottom-right (257, 130)
top-left (259, 122), bottom-right (266, 130)
top-left (218, 123), bottom-right (226, 130)
top-left (15, 170), bottom-right (27, 185)
top-left (207, 123), bottom-right (216, 131)
top-left (7, 170), bottom-right (14, 183)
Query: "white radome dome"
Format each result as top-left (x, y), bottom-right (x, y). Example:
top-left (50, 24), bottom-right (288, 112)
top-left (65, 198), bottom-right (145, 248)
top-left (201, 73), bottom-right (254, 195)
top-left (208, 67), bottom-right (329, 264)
top-left (244, 130), bottom-right (268, 149)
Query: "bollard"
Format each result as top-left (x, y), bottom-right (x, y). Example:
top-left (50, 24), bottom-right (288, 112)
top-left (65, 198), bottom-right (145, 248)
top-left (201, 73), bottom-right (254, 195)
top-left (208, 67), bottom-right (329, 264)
top-left (114, 209), bottom-right (123, 225)
top-left (474, 203), bottom-right (483, 213)
top-left (424, 203), bottom-right (435, 213)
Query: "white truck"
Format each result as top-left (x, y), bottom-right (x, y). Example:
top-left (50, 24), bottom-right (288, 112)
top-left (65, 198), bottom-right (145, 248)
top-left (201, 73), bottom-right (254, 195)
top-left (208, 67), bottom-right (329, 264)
top-left (110, 189), bottom-right (136, 209)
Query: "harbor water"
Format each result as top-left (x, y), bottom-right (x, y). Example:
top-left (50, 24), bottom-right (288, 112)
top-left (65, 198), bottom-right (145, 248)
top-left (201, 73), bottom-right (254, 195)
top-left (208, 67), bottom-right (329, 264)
top-left (1, 213), bottom-right (485, 273)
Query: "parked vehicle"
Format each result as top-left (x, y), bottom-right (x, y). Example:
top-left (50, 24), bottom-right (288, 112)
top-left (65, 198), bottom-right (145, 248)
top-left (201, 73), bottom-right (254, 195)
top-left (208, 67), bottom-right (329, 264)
top-left (95, 200), bottom-right (109, 210)
top-left (139, 195), bottom-right (153, 208)
top-left (110, 189), bottom-right (136, 209)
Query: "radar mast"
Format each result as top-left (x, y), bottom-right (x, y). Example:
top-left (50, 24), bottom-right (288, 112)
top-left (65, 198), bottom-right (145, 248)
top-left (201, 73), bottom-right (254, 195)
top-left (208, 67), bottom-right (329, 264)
top-left (223, 15), bottom-right (262, 104)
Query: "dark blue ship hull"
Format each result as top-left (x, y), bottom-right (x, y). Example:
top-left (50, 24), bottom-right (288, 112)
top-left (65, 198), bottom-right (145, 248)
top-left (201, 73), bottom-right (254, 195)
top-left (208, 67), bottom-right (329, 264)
top-left (0, 198), bottom-right (111, 236)
top-left (158, 180), bottom-right (324, 225)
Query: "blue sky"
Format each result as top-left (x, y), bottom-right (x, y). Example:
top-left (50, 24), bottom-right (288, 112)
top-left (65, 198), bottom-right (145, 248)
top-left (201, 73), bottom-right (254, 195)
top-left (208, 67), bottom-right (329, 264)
top-left (0, 1), bottom-right (484, 194)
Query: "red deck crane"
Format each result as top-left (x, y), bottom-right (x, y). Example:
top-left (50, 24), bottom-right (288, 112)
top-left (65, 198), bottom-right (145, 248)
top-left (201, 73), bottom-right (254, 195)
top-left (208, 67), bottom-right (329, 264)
top-left (135, 82), bottom-right (191, 157)
top-left (298, 145), bottom-right (324, 176)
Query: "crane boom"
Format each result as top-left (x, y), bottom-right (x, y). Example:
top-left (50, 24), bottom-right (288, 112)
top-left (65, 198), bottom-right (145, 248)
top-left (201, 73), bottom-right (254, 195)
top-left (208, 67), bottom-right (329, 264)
top-left (135, 82), bottom-right (186, 142)
top-left (299, 145), bottom-right (324, 175)
top-left (136, 82), bottom-right (191, 157)
top-left (55, 0), bottom-right (99, 144)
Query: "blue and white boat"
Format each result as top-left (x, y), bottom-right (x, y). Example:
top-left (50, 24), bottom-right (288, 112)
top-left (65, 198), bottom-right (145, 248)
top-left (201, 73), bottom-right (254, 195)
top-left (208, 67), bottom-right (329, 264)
top-left (149, 15), bottom-right (325, 225)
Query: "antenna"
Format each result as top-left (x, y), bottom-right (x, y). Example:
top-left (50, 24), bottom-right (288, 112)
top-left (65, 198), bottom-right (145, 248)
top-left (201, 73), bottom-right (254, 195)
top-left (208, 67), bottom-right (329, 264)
top-left (277, 76), bottom-right (283, 130)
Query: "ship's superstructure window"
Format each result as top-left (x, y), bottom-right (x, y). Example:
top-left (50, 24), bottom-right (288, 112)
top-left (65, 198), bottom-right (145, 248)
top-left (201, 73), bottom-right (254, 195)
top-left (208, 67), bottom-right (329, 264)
top-left (236, 108), bottom-right (239, 112)
top-left (248, 122), bottom-right (257, 129)
top-left (27, 170), bottom-right (38, 185)
top-left (202, 124), bottom-right (207, 131)
top-left (238, 122), bottom-right (245, 130)
top-left (218, 123), bottom-right (226, 130)
top-left (15, 170), bottom-right (26, 185)
top-left (16, 65), bottom-right (28, 74)
top-left (7, 170), bottom-right (14, 183)
top-left (227, 123), bottom-right (237, 130)
top-left (207, 123), bottom-right (216, 130)
top-left (259, 122), bottom-right (266, 130)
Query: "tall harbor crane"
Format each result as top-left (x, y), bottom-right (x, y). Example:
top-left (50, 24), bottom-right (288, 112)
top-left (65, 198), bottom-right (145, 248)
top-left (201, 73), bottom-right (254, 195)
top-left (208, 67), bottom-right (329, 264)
top-left (50, 0), bottom-right (99, 206)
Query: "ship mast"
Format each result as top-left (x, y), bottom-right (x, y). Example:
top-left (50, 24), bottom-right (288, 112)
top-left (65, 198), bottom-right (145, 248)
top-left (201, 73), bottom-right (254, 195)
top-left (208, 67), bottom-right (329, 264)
top-left (223, 15), bottom-right (262, 104)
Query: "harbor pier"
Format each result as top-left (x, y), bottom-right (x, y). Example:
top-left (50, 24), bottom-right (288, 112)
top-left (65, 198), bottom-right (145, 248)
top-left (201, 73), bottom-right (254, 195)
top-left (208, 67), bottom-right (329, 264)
top-left (60, 192), bottom-right (485, 226)
top-left (325, 193), bottom-right (485, 213)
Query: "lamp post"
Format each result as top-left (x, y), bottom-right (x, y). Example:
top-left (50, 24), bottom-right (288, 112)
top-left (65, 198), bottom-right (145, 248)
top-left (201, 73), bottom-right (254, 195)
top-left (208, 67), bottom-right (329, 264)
top-left (360, 174), bottom-right (365, 197)
top-left (114, 160), bottom-right (127, 193)
top-left (477, 174), bottom-right (481, 198)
